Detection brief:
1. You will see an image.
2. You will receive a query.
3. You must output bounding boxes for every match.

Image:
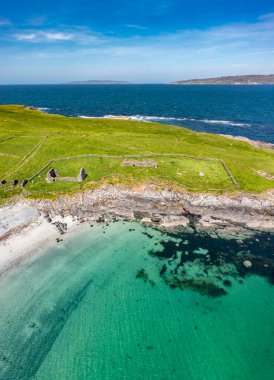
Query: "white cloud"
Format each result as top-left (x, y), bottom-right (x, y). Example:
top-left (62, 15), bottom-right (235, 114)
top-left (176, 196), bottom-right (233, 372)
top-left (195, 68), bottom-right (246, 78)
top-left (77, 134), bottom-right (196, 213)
top-left (43, 32), bottom-right (74, 41)
top-left (16, 33), bottom-right (37, 41)
top-left (0, 18), bottom-right (11, 26)
top-left (15, 31), bottom-right (74, 42)
top-left (2, 13), bottom-right (274, 82)
top-left (13, 28), bottom-right (107, 44)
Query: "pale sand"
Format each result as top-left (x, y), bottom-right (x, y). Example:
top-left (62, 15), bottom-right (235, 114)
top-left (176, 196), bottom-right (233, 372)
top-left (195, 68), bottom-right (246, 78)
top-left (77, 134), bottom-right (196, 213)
top-left (0, 202), bottom-right (79, 276)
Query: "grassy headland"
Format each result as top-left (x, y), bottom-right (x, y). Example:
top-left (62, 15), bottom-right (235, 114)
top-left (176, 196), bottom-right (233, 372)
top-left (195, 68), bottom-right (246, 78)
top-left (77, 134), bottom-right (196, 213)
top-left (0, 105), bottom-right (273, 201)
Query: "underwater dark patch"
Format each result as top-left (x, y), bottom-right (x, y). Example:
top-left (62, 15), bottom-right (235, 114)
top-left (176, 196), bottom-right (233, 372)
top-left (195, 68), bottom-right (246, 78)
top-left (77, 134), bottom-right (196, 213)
top-left (144, 228), bottom-right (274, 296)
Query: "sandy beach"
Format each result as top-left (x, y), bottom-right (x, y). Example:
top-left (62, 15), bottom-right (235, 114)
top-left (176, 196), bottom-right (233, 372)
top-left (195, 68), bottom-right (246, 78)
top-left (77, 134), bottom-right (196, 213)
top-left (0, 202), bottom-right (80, 277)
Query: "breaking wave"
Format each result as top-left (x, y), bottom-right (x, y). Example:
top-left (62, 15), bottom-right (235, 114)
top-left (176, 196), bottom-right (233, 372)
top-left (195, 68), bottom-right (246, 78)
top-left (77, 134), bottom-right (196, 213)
top-left (78, 115), bottom-right (97, 119)
top-left (78, 114), bottom-right (251, 127)
top-left (37, 107), bottom-right (50, 112)
top-left (125, 115), bottom-right (251, 127)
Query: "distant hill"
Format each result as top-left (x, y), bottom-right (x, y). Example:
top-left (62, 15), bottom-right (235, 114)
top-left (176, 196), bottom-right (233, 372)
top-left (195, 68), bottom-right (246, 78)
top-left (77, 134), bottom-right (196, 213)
top-left (66, 80), bottom-right (130, 85)
top-left (171, 75), bottom-right (274, 85)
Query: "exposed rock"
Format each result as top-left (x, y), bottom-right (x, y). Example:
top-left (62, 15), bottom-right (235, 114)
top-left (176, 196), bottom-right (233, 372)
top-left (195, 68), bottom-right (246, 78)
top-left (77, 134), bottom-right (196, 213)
top-left (243, 260), bottom-right (252, 268)
top-left (26, 184), bottom-right (273, 238)
top-left (160, 215), bottom-right (189, 229)
top-left (141, 217), bottom-right (153, 225)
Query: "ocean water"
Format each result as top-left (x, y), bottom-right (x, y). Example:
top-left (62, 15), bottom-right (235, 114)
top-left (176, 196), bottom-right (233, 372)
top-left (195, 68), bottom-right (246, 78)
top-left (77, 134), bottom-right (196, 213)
top-left (0, 220), bottom-right (273, 380)
top-left (0, 84), bottom-right (274, 143)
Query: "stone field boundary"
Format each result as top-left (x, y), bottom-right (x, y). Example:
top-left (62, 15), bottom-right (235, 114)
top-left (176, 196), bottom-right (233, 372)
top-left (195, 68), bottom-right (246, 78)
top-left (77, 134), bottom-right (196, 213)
top-left (1, 134), bottom-right (239, 191)
top-left (28, 153), bottom-right (239, 191)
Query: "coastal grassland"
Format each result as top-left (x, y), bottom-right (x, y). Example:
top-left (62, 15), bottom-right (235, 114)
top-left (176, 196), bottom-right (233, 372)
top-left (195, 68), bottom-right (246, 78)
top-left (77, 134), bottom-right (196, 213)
top-left (27, 156), bottom-right (232, 195)
top-left (0, 105), bottom-right (273, 201)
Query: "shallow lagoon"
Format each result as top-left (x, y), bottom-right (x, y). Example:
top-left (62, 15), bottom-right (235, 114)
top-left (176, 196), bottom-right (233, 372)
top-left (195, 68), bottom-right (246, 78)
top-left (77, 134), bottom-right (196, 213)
top-left (0, 220), bottom-right (273, 380)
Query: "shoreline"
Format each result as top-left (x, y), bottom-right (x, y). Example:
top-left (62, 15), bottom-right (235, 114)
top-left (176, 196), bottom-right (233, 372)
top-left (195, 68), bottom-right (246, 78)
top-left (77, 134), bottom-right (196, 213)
top-left (218, 134), bottom-right (274, 150)
top-left (0, 204), bottom-right (84, 277)
top-left (1, 185), bottom-right (273, 277)
top-left (30, 106), bottom-right (274, 149)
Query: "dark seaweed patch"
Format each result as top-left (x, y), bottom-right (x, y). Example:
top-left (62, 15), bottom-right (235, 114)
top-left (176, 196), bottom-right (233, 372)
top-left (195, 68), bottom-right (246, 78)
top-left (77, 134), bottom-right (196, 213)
top-left (163, 276), bottom-right (227, 297)
top-left (136, 269), bottom-right (155, 287)
top-left (223, 279), bottom-right (232, 287)
top-left (148, 229), bottom-right (274, 285)
top-left (138, 225), bottom-right (274, 297)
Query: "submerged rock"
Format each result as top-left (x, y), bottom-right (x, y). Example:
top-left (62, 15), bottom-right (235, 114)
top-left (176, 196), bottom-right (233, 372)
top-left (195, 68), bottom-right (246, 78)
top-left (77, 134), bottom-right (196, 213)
top-left (243, 260), bottom-right (252, 268)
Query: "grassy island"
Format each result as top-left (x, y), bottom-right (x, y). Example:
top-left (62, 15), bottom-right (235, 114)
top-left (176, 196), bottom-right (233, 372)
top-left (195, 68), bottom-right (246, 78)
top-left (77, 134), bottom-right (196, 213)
top-left (0, 105), bottom-right (273, 201)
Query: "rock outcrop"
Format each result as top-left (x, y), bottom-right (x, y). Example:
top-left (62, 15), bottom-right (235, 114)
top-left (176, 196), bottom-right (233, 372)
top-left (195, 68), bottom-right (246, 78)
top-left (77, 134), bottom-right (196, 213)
top-left (31, 184), bottom-right (274, 239)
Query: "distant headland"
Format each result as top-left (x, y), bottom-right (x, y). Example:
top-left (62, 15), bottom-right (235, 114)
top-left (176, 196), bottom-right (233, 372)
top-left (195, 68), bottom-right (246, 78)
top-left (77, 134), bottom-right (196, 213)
top-left (66, 80), bottom-right (130, 84)
top-left (171, 74), bottom-right (274, 85)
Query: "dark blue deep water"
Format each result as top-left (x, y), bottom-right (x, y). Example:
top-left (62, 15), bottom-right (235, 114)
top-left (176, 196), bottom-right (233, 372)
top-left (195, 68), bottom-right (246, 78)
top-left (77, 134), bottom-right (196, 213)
top-left (0, 84), bottom-right (274, 143)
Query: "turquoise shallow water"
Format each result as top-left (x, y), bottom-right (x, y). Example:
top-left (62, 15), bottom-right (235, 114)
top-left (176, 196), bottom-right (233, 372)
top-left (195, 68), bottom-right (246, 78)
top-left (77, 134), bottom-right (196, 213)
top-left (0, 221), bottom-right (274, 380)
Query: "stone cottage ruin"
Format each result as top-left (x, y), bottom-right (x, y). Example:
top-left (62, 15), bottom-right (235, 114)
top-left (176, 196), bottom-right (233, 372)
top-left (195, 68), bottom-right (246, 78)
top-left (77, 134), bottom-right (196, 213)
top-left (122, 160), bottom-right (157, 168)
top-left (46, 168), bottom-right (87, 183)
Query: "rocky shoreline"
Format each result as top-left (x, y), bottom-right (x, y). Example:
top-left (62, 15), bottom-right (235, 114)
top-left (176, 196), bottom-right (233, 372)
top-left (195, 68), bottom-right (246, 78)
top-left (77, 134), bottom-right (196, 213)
top-left (30, 184), bottom-right (274, 289)
top-left (30, 184), bottom-right (273, 238)
top-left (1, 184), bottom-right (273, 290)
top-left (219, 134), bottom-right (274, 150)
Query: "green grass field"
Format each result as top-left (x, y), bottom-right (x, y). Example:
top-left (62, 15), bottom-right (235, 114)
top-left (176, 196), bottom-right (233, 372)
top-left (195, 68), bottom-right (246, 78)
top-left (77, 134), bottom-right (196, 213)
top-left (0, 105), bottom-right (273, 201)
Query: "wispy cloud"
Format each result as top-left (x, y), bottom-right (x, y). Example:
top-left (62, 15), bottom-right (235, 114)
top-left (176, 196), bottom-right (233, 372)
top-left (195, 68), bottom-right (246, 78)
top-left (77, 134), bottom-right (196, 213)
top-left (1, 13), bottom-right (274, 83)
top-left (26, 16), bottom-right (47, 26)
top-left (126, 24), bottom-right (148, 30)
top-left (13, 28), bottom-right (106, 43)
top-left (0, 18), bottom-right (11, 26)
top-left (15, 31), bottom-right (74, 42)
top-left (5, 12), bottom-right (274, 50)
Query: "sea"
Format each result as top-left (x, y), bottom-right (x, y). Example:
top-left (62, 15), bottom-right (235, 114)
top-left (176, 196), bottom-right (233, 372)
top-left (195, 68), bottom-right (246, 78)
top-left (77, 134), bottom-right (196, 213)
top-left (0, 85), bottom-right (274, 379)
top-left (0, 84), bottom-right (274, 143)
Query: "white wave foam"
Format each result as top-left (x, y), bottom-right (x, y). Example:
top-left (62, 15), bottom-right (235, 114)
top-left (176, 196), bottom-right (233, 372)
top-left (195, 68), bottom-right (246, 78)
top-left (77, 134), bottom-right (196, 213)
top-left (200, 119), bottom-right (251, 127)
top-left (35, 107), bottom-right (51, 114)
top-left (78, 115), bottom-right (97, 119)
top-left (78, 114), bottom-right (251, 127)
top-left (125, 115), bottom-right (251, 127)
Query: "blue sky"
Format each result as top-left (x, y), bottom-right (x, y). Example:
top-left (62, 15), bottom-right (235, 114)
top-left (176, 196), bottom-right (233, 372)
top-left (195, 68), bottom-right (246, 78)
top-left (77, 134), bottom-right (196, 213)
top-left (1, 0), bottom-right (274, 83)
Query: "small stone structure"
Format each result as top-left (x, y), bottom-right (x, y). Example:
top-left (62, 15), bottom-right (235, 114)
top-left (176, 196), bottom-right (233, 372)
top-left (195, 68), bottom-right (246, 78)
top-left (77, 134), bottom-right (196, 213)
top-left (122, 160), bottom-right (157, 168)
top-left (76, 168), bottom-right (87, 182)
top-left (0, 179), bottom-right (28, 188)
top-left (46, 168), bottom-right (59, 183)
top-left (46, 168), bottom-right (87, 183)
top-left (22, 179), bottom-right (28, 188)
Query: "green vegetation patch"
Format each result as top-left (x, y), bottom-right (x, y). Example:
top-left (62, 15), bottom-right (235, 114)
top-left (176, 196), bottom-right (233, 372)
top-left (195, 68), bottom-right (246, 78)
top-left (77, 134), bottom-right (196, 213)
top-left (31, 156), bottom-right (232, 191)
top-left (0, 105), bottom-right (273, 201)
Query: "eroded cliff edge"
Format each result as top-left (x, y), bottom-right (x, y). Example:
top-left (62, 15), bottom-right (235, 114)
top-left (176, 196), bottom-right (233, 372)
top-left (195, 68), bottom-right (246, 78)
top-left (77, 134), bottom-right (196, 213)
top-left (33, 185), bottom-right (274, 239)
